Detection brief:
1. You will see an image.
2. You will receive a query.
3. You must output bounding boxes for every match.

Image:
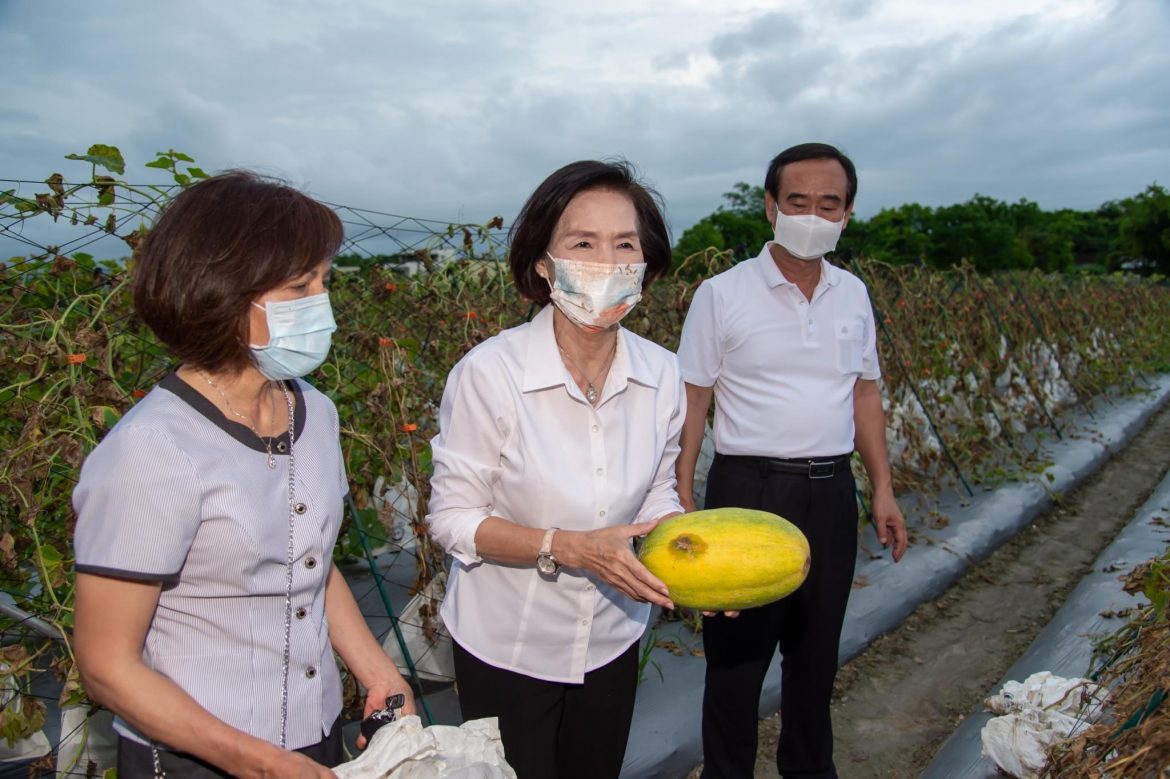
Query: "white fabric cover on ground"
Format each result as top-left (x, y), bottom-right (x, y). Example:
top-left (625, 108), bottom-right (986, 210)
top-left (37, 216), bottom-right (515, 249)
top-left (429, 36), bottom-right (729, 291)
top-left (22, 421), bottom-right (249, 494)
top-left (980, 672), bottom-right (1106, 778)
top-left (334, 715), bottom-right (514, 779)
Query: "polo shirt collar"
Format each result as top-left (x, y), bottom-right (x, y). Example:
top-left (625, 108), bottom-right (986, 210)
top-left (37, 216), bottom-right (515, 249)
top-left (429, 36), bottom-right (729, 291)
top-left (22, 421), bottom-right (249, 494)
top-left (757, 242), bottom-right (842, 291)
top-left (522, 304), bottom-right (658, 397)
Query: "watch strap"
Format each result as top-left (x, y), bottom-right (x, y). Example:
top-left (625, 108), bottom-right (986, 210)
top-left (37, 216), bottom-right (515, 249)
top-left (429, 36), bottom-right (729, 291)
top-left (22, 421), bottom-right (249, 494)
top-left (539, 527), bottom-right (559, 561)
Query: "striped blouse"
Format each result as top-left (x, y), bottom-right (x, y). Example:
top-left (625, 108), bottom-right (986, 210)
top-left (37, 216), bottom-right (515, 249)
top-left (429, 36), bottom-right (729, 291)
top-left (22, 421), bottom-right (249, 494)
top-left (73, 372), bottom-right (347, 750)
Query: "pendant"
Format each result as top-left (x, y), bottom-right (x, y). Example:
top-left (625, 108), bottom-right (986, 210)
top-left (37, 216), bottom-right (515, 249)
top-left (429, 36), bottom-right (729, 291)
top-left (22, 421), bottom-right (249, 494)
top-left (267, 453), bottom-right (277, 470)
top-left (585, 383), bottom-right (598, 404)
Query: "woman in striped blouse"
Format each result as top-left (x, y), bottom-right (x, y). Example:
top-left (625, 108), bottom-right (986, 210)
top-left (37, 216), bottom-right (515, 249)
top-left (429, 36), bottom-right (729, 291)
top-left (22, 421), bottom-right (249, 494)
top-left (72, 171), bottom-right (414, 778)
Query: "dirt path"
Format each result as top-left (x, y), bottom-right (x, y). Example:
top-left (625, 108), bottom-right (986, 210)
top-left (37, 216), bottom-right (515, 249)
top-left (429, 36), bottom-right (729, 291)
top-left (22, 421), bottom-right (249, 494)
top-left (690, 399), bottom-right (1170, 779)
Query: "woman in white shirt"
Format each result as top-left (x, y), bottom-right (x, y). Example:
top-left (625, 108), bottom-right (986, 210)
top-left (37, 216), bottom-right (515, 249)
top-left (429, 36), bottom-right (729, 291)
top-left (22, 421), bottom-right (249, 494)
top-left (72, 171), bottom-right (414, 778)
top-left (426, 160), bottom-right (685, 778)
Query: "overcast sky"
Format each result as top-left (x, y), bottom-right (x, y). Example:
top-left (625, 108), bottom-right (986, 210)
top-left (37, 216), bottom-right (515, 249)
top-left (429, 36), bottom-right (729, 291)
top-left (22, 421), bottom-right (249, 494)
top-left (2, 0), bottom-right (1168, 261)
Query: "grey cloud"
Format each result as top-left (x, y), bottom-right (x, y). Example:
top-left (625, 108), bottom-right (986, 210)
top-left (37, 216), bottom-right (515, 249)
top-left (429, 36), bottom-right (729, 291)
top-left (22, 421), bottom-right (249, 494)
top-left (2, 0), bottom-right (1168, 263)
top-left (709, 11), bottom-right (805, 63)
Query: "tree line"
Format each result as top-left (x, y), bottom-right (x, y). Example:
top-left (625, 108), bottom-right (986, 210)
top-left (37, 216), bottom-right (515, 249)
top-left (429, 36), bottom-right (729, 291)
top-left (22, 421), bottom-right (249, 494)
top-left (672, 182), bottom-right (1170, 275)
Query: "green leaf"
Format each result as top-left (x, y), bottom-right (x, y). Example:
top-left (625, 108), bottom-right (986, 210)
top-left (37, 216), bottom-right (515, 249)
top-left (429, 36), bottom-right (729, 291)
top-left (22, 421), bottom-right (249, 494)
top-left (171, 151), bottom-right (195, 162)
top-left (144, 158), bottom-right (173, 170)
top-left (174, 173), bottom-right (191, 186)
top-left (64, 144), bottom-right (125, 175)
top-left (187, 166), bottom-right (208, 179)
top-left (101, 407), bottom-right (121, 429)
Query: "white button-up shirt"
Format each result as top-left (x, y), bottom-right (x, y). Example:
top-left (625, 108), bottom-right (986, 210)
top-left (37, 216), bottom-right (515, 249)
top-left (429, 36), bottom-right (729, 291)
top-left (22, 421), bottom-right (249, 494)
top-left (678, 244), bottom-right (880, 458)
top-left (427, 304), bottom-right (685, 683)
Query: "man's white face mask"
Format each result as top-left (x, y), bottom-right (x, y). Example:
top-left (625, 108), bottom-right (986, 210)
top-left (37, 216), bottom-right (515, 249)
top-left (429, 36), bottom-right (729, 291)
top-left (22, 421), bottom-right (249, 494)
top-left (772, 211), bottom-right (845, 261)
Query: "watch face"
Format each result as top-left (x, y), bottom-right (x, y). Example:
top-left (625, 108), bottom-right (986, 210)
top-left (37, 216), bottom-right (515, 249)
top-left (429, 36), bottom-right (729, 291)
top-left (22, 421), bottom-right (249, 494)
top-left (537, 555), bottom-right (557, 575)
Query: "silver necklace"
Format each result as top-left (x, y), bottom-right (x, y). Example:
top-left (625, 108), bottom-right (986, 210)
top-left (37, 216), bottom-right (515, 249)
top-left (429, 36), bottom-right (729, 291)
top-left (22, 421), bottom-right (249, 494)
top-left (556, 336), bottom-right (617, 405)
top-left (276, 381), bottom-right (296, 749)
top-left (153, 382), bottom-right (297, 776)
top-left (199, 369), bottom-right (279, 469)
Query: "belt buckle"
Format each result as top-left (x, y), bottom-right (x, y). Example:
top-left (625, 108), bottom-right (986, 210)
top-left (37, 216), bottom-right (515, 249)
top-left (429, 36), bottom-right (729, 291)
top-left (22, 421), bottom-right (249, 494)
top-left (808, 460), bottom-right (836, 479)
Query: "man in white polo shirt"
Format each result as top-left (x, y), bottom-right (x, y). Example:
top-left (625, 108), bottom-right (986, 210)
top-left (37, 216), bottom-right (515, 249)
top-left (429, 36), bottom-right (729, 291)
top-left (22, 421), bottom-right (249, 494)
top-left (676, 142), bottom-right (907, 779)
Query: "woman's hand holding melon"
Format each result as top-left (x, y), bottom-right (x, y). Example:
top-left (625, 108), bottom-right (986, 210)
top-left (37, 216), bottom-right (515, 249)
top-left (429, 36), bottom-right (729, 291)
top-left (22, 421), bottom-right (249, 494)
top-left (552, 522), bottom-right (676, 609)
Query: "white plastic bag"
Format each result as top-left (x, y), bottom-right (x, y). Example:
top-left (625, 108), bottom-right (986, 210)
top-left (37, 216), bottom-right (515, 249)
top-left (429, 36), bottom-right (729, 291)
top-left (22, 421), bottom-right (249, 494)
top-left (980, 672), bottom-right (1107, 778)
top-left (333, 715), bottom-right (515, 779)
top-left (0, 663), bottom-right (50, 763)
top-left (380, 574), bottom-right (454, 683)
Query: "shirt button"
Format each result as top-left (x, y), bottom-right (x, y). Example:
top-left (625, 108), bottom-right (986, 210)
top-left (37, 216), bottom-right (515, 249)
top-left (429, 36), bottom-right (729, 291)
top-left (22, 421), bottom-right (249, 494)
top-left (598, 510), bottom-right (606, 517)
top-left (581, 618), bottom-right (589, 626)
top-left (596, 468), bottom-right (603, 476)
top-left (304, 556), bottom-right (317, 569)
top-left (294, 502), bottom-right (307, 515)
top-left (295, 607), bottom-right (307, 620)
top-left (591, 425), bottom-right (599, 433)
top-left (276, 441), bottom-right (288, 453)
top-left (305, 667), bottom-right (317, 679)
top-left (585, 583), bottom-right (595, 591)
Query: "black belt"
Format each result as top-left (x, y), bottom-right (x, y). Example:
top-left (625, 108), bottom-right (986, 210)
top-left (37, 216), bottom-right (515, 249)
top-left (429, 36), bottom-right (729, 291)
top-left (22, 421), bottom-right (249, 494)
top-left (716, 453), bottom-right (852, 479)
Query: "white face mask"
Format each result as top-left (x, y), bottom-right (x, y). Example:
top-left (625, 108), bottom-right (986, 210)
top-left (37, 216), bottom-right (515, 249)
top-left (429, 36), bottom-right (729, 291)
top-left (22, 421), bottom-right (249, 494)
top-left (248, 293), bottom-right (336, 380)
top-left (540, 253), bottom-right (645, 329)
top-left (772, 211), bottom-right (845, 261)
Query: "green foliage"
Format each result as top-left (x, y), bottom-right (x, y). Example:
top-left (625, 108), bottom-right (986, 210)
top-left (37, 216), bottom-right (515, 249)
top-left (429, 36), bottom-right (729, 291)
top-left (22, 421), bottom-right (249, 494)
top-left (672, 183), bottom-right (771, 269)
top-left (143, 149), bottom-right (210, 188)
top-left (1116, 184), bottom-right (1170, 274)
top-left (682, 182), bottom-right (1164, 275)
top-left (63, 144), bottom-right (126, 176)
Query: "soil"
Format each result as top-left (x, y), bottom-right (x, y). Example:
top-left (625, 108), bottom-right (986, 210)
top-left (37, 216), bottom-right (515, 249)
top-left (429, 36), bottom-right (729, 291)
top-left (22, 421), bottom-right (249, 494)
top-left (686, 399), bottom-right (1170, 779)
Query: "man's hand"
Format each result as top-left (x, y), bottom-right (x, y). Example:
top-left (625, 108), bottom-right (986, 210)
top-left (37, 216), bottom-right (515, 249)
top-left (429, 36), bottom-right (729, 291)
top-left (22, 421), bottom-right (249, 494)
top-left (871, 489), bottom-right (907, 562)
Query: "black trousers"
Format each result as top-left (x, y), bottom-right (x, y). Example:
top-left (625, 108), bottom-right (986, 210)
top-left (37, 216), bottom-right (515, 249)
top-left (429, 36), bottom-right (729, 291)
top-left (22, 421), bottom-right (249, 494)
top-left (117, 717), bottom-right (342, 777)
top-left (453, 639), bottom-right (639, 779)
top-left (700, 453), bottom-right (858, 779)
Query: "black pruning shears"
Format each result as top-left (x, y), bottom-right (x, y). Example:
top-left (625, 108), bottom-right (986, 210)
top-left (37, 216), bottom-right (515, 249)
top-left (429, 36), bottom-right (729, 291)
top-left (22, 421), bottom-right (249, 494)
top-left (360, 693), bottom-right (407, 742)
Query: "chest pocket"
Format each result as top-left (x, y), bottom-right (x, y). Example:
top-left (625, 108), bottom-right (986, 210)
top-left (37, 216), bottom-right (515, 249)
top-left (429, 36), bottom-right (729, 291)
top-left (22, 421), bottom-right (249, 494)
top-left (834, 319), bottom-right (865, 374)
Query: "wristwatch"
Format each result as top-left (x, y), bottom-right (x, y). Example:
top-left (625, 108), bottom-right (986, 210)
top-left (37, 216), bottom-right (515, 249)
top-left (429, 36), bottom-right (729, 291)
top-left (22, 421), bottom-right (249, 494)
top-left (537, 527), bottom-right (560, 575)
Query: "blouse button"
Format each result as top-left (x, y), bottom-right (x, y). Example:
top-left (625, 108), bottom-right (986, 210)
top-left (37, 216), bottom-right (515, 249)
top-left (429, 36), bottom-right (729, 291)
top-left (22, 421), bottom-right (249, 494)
top-left (580, 618), bottom-right (589, 626)
top-left (596, 468), bottom-right (603, 476)
top-left (276, 441), bottom-right (288, 453)
top-left (295, 607), bottom-right (307, 620)
top-left (598, 510), bottom-right (606, 518)
top-left (305, 667), bottom-right (317, 679)
top-left (294, 502), bottom-right (307, 515)
top-left (305, 556), bottom-right (317, 570)
top-left (591, 425), bottom-right (599, 433)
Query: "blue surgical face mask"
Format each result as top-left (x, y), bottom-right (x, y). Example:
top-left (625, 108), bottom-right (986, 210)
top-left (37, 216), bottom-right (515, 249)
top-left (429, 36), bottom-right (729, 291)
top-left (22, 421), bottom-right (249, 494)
top-left (249, 292), bottom-right (336, 380)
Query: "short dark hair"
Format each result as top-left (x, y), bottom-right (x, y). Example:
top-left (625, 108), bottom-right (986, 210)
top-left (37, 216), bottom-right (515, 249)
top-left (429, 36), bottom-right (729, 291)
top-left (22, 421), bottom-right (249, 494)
top-left (764, 143), bottom-right (858, 209)
top-left (509, 160), bottom-right (672, 305)
top-left (133, 171), bottom-right (343, 373)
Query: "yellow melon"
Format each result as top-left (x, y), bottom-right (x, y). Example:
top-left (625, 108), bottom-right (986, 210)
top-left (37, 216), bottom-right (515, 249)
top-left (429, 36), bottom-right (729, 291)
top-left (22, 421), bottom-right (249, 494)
top-left (638, 508), bottom-right (811, 611)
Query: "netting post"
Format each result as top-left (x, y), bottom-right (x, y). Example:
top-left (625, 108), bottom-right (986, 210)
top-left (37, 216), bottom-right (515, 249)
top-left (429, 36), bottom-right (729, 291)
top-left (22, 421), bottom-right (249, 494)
top-left (345, 492), bottom-right (436, 725)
